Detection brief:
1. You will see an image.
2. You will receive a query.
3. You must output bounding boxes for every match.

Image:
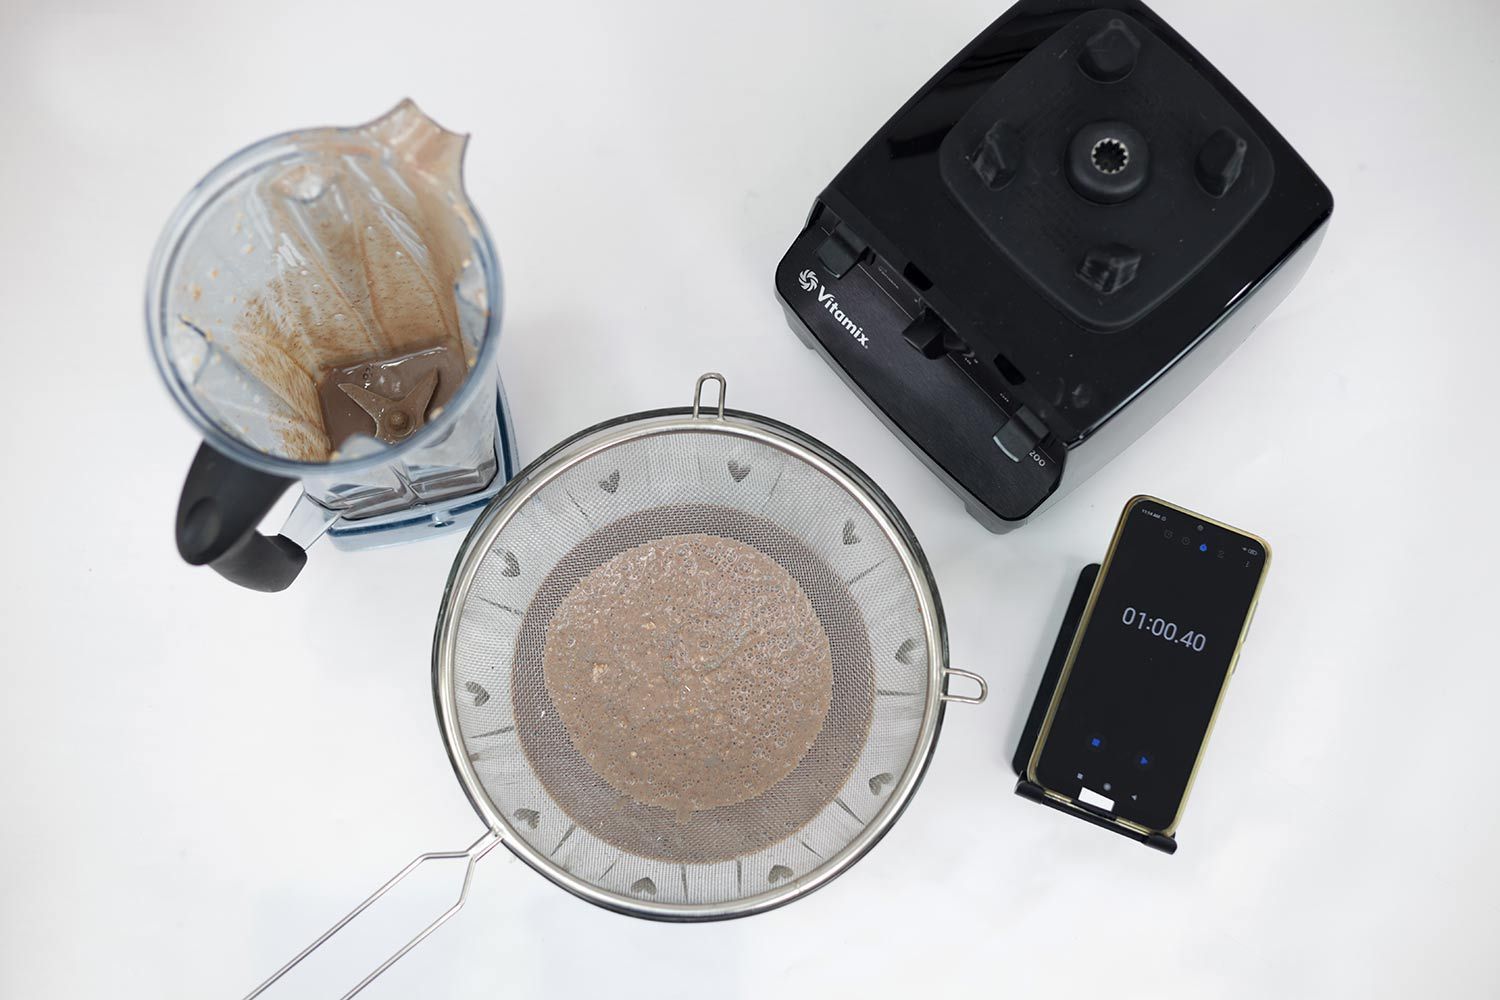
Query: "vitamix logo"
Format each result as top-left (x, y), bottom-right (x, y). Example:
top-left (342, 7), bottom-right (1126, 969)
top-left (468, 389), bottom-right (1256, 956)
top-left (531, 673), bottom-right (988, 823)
top-left (797, 270), bottom-right (868, 348)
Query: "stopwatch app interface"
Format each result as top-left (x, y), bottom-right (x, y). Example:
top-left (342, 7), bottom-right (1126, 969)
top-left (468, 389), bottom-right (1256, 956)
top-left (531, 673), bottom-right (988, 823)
top-left (1035, 499), bottom-right (1267, 831)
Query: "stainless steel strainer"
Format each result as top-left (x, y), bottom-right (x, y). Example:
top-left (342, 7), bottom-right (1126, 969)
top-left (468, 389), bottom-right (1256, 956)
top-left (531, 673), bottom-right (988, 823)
top-left (245, 373), bottom-right (986, 998)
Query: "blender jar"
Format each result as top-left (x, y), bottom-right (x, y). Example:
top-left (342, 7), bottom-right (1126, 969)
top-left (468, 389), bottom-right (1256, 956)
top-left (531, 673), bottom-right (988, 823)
top-left (147, 101), bottom-right (517, 591)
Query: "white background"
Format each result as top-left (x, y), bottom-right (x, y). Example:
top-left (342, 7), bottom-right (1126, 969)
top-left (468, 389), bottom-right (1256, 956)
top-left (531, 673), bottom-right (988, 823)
top-left (2, 0), bottom-right (1497, 996)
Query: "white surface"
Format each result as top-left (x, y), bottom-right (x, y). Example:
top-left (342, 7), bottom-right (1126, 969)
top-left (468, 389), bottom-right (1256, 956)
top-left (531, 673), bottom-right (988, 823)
top-left (1, 0), bottom-right (1497, 997)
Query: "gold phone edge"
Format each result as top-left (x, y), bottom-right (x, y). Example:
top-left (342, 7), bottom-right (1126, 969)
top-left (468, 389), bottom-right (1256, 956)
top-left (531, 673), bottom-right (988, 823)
top-left (1024, 494), bottom-right (1272, 839)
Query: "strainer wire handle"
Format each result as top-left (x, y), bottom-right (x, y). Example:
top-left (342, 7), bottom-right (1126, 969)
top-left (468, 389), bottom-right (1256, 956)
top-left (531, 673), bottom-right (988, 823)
top-left (692, 372), bottom-right (727, 419)
top-left (241, 831), bottom-right (502, 1000)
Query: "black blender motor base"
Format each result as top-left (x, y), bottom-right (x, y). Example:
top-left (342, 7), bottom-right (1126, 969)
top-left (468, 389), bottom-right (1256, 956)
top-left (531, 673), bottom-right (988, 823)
top-left (775, 1), bottom-right (1332, 531)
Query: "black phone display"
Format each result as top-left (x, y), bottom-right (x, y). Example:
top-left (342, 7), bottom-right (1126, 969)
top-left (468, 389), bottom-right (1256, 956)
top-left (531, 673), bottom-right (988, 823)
top-left (1027, 496), bottom-right (1269, 834)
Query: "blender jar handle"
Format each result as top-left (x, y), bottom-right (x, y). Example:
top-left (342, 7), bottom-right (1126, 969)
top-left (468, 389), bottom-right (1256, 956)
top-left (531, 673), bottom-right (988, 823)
top-left (175, 443), bottom-right (308, 592)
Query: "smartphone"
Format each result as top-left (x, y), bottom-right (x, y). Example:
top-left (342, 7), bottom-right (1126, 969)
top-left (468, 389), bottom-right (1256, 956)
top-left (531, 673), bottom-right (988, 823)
top-left (1026, 496), bottom-right (1270, 836)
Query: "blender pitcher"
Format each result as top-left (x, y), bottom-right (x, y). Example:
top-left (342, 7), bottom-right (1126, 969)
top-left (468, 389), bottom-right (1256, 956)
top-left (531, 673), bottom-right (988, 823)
top-left (147, 101), bottom-right (518, 591)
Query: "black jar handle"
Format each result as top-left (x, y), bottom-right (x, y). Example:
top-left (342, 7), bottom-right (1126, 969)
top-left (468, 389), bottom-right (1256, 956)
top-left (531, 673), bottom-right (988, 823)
top-left (175, 442), bottom-right (308, 592)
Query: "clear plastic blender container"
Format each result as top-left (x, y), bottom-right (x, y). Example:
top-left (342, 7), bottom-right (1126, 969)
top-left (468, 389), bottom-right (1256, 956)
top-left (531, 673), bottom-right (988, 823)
top-left (148, 101), bottom-right (517, 590)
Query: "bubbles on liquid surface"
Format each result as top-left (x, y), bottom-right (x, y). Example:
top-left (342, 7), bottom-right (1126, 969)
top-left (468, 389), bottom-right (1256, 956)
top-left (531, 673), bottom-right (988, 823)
top-left (541, 534), bottom-right (834, 819)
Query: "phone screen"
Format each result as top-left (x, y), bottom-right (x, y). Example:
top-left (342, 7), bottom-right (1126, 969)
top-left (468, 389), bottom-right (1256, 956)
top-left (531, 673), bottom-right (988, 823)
top-left (1031, 497), bottom-right (1268, 832)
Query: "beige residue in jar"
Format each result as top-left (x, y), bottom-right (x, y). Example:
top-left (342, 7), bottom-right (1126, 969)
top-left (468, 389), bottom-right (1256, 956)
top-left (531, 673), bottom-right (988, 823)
top-left (226, 100), bottom-right (480, 461)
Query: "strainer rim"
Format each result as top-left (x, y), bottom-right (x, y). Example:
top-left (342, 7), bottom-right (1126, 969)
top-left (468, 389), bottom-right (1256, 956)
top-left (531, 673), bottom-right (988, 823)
top-left (432, 405), bottom-right (949, 920)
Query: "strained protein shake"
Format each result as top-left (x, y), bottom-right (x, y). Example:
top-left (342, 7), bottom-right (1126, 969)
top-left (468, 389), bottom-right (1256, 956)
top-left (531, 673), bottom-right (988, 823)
top-left (542, 533), bottom-right (835, 823)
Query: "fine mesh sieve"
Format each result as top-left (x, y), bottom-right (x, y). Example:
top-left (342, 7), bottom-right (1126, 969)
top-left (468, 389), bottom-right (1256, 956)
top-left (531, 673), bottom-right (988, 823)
top-left (244, 374), bottom-right (986, 999)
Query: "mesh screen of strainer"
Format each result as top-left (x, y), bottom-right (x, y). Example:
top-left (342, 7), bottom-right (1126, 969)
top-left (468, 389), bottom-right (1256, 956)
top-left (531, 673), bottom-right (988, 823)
top-left (439, 416), bottom-right (940, 914)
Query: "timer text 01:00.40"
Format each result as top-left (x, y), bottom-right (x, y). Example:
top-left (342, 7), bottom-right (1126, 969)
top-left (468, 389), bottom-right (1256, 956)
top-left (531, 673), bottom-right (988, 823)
top-left (1120, 607), bottom-right (1207, 652)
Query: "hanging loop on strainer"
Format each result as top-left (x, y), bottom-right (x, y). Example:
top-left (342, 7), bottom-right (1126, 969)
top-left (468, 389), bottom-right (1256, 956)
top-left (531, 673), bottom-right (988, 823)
top-left (237, 372), bottom-right (985, 998)
top-left (941, 667), bottom-right (989, 705)
top-left (692, 370), bottom-right (728, 419)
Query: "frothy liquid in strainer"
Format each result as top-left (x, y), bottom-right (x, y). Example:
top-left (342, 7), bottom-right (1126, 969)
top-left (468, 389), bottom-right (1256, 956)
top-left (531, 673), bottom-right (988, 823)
top-left (542, 534), bottom-right (834, 822)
